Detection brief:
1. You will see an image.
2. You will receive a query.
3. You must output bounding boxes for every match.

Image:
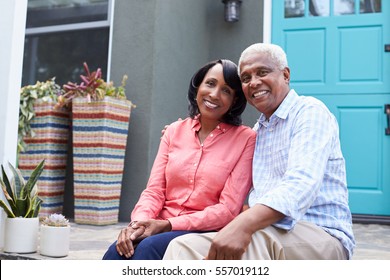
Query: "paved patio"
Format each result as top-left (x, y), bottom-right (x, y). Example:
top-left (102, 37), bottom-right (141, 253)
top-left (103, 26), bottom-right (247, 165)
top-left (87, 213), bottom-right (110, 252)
top-left (1, 222), bottom-right (389, 260)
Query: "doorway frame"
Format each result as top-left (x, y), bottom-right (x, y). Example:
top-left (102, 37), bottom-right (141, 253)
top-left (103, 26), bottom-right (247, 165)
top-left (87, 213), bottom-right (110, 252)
top-left (264, 0), bottom-right (390, 224)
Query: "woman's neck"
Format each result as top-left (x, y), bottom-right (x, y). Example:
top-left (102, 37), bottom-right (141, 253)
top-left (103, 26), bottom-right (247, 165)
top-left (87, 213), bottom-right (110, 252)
top-left (197, 118), bottom-right (221, 144)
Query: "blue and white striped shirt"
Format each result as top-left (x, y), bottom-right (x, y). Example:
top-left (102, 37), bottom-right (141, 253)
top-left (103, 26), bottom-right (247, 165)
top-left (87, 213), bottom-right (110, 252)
top-left (248, 89), bottom-right (355, 259)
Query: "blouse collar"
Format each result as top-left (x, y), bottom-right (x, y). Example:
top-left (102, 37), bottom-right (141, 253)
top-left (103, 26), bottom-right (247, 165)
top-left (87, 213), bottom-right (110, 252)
top-left (192, 114), bottom-right (232, 133)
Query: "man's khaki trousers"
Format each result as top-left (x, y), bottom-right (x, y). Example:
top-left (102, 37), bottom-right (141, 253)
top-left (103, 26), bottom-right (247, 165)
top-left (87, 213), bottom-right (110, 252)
top-left (163, 221), bottom-right (347, 260)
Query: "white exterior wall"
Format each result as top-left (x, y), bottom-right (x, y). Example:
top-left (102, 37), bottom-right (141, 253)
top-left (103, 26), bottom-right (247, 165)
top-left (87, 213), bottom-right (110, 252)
top-left (0, 0), bottom-right (28, 249)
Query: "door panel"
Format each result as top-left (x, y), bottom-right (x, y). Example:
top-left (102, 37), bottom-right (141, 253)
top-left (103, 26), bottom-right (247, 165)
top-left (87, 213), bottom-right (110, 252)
top-left (285, 29), bottom-right (326, 83)
top-left (322, 94), bottom-right (390, 215)
top-left (272, 0), bottom-right (390, 215)
top-left (339, 26), bottom-right (382, 82)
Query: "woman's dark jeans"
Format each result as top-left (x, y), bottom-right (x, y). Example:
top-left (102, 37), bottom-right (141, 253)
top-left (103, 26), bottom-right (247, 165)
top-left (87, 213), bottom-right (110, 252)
top-left (102, 230), bottom-right (197, 260)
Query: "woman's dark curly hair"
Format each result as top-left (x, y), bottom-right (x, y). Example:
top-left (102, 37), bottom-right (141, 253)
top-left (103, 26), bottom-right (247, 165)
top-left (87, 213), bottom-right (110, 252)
top-left (187, 59), bottom-right (247, 126)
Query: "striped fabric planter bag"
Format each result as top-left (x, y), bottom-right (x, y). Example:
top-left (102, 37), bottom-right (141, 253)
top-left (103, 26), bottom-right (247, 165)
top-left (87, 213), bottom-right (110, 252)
top-left (18, 100), bottom-right (71, 217)
top-left (72, 96), bottom-right (132, 225)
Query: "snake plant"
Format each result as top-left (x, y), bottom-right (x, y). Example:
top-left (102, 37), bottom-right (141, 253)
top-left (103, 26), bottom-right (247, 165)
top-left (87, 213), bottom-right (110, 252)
top-left (0, 160), bottom-right (44, 218)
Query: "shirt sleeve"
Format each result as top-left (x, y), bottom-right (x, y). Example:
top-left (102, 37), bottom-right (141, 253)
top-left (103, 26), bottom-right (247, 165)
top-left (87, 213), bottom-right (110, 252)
top-left (167, 131), bottom-right (256, 231)
top-left (257, 104), bottom-right (335, 230)
top-left (130, 124), bottom-right (173, 221)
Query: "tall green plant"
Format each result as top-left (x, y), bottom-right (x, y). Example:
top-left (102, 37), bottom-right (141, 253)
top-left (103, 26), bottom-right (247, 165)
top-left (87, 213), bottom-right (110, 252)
top-left (0, 160), bottom-right (45, 218)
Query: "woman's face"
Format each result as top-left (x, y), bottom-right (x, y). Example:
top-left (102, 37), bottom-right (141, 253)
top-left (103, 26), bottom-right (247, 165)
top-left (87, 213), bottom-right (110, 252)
top-left (196, 63), bottom-right (236, 122)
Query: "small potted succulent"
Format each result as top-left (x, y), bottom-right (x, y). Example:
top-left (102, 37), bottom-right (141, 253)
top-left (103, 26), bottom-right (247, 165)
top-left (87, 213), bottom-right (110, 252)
top-left (0, 160), bottom-right (44, 253)
top-left (39, 213), bottom-right (70, 257)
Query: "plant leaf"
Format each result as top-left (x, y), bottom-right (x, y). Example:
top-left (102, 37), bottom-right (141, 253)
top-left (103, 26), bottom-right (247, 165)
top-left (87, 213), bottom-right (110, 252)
top-left (14, 197), bottom-right (27, 217)
top-left (8, 163), bottom-right (26, 199)
top-left (31, 196), bottom-right (43, 218)
top-left (23, 193), bottom-right (33, 218)
top-left (27, 112), bottom-right (35, 121)
top-left (0, 200), bottom-right (16, 218)
top-left (0, 179), bottom-right (17, 214)
top-left (30, 90), bottom-right (38, 99)
top-left (24, 159), bottom-right (45, 195)
top-left (1, 164), bottom-right (15, 202)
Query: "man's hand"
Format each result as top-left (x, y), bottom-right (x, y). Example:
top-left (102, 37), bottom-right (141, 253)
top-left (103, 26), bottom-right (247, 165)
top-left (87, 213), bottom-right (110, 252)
top-left (161, 125), bottom-right (170, 139)
top-left (205, 204), bottom-right (285, 260)
top-left (205, 215), bottom-right (252, 260)
top-left (160, 118), bottom-right (182, 138)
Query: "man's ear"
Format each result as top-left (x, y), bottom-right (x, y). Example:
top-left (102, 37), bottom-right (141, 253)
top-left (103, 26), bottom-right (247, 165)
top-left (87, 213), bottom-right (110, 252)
top-left (283, 67), bottom-right (291, 84)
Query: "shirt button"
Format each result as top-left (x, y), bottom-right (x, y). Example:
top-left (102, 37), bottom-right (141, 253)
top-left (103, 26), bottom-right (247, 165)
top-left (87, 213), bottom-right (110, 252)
top-left (190, 179), bottom-right (193, 183)
top-left (217, 125), bottom-right (220, 129)
top-left (194, 163), bottom-right (197, 166)
top-left (210, 134), bottom-right (214, 137)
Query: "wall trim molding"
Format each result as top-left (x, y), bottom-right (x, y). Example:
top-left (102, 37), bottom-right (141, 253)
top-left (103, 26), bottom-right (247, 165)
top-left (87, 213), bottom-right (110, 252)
top-left (353, 214), bottom-right (390, 225)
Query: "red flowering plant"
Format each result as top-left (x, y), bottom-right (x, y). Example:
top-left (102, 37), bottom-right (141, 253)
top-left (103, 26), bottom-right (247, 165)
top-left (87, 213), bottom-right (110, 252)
top-left (55, 62), bottom-right (131, 109)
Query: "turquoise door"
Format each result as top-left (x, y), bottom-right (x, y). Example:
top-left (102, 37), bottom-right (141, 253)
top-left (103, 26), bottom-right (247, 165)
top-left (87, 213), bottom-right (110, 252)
top-left (272, 0), bottom-right (390, 216)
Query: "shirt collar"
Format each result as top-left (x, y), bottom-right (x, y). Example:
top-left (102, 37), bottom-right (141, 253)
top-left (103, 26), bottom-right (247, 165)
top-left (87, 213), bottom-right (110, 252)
top-left (258, 89), bottom-right (298, 125)
top-left (191, 114), bottom-right (232, 133)
top-left (273, 89), bottom-right (298, 120)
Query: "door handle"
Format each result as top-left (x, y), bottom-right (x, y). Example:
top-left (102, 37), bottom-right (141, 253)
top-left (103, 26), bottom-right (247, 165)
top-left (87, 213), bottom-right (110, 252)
top-left (385, 104), bottom-right (390, 135)
top-left (385, 45), bottom-right (390, 52)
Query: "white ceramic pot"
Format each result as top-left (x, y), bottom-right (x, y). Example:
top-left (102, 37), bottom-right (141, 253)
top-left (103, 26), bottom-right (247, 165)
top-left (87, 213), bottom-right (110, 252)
top-left (39, 225), bottom-right (70, 257)
top-left (0, 210), bottom-right (6, 250)
top-left (4, 217), bottom-right (39, 253)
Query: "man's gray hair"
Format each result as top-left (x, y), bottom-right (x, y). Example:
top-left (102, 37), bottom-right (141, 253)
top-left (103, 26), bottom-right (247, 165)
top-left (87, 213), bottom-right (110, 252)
top-left (238, 43), bottom-right (288, 76)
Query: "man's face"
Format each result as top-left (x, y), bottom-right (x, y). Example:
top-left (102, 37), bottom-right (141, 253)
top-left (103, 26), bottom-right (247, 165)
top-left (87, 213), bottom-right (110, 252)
top-left (239, 52), bottom-right (290, 119)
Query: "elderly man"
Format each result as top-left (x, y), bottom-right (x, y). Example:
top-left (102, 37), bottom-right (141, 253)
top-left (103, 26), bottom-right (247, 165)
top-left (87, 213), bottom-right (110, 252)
top-left (163, 43), bottom-right (355, 260)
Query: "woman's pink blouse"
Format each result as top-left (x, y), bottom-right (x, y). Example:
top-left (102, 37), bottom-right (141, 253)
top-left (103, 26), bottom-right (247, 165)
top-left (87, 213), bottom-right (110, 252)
top-left (131, 117), bottom-right (256, 231)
